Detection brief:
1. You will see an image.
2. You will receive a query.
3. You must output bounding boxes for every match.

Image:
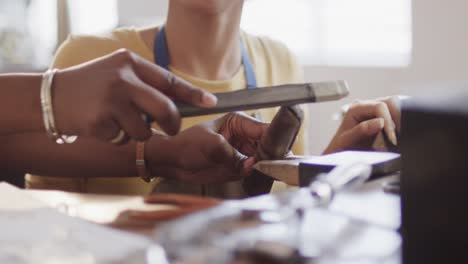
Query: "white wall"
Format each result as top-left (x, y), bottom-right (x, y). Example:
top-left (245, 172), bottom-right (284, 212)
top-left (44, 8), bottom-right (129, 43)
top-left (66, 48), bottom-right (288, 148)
top-left (117, 0), bottom-right (468, 154)
top-left (117, 0), bottom-right (167, 26)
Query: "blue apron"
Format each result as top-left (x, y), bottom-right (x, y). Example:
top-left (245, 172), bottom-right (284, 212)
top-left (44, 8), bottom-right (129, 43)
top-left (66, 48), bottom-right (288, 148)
top-left (152, 26), bottom-right (261, 198)
top-left (153, 25), bottom-right (258, 89)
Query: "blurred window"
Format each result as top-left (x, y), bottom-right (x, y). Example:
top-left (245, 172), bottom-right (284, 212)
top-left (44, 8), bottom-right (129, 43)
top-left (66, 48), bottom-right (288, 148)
top-left (241, 0), bottom-right (412, 67)
top-left (67, 0), bottom-right (118, 35)
top-left (0, 0), bottom-right (57, 70)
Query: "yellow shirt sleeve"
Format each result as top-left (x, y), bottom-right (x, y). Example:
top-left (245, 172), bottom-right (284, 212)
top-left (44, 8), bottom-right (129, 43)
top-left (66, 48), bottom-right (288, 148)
top-left (52, 29), bottom-right (153, 69)
top-left (53, 36), bottom-right (119, 69)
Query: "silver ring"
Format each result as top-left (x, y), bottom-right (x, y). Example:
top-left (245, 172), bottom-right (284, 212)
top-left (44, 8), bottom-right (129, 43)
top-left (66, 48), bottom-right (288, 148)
top-left (110, 129), bottom-right (126, 144)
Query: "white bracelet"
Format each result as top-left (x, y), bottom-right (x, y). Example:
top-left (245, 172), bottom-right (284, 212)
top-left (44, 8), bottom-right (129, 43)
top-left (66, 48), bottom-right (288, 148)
top-left (40, 69), bottom-right (78, 144)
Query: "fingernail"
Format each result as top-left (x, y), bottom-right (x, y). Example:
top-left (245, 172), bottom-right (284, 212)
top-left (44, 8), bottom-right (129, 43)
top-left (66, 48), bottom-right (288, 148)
top-left (377, 118), bottom-right (385, 129)
top-left (202, 93), bottom-right (217, 106)
top-left (389, 130), bottom-right (398, 146)
top-left (367, 118), bottom-right (385, 134)
top-left (243, 158), bottom-right (256, 175)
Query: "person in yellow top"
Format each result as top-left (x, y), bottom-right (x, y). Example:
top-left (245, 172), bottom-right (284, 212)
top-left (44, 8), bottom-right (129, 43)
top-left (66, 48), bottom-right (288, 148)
top-left (27, 0), bottom-right (306, 197)
top-left (27, 0), bottom-right (401, 197)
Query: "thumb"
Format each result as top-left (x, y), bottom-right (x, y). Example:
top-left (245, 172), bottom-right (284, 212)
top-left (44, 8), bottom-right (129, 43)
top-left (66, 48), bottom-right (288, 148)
top-left (203, 134), bottom-right (248, 173)
top-left (339, 117), bottom-right (385, 149)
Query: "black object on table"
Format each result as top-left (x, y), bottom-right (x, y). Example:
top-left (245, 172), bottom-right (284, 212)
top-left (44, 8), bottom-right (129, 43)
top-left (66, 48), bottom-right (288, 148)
top-left (400, 92), bottom-right (468, 264)
top-left (0, 171), bottom-right (25, 188)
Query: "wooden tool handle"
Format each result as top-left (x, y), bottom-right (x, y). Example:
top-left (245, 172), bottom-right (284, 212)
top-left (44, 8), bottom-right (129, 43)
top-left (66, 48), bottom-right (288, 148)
top-left (243, 105), bottom-right (304, 196)
top-left (256, 105), bottom-right (304, 160)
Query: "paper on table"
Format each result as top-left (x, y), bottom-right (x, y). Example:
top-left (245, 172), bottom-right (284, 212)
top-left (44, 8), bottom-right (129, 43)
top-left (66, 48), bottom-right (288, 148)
top-left (329, 175), bottom-right (401, 230)
top-left (0, 208), bottom-right (152, 264)
top-left (301, 151), bottom-right (400, 166)
top-left (0, 183), bottom-right (155, 263)
top-left (25, 189), bottom-right (176, 225)
top-left (0, 182), bottom-right (47, 210)
top-left (238, 175), bottom-right (401, 229)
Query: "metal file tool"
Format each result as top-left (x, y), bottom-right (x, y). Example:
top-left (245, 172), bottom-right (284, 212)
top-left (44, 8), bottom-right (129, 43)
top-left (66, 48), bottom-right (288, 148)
top-left (176, 80), bottom-right (349, 118)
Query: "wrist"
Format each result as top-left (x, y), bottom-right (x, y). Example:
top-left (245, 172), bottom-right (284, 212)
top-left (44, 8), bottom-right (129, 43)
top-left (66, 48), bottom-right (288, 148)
top-left (0, 74), bottom-right (43, 134)
top-left (144, 132), bottom-right (175, 177)
top-left (28, 75), bottom-right (44, 132)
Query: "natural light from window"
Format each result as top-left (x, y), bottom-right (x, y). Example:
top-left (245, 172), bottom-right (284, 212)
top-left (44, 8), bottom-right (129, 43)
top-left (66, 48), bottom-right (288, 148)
top-left (67, 0), bottom-right (118, 35)
top-left (241, 0), bottom-right (412, 67)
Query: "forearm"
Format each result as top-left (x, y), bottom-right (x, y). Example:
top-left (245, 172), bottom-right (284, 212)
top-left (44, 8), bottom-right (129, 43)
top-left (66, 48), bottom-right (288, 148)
top-left (0, 74), bottom-right (44, 135)
top-left (0, 132), bottom-right (172, 178)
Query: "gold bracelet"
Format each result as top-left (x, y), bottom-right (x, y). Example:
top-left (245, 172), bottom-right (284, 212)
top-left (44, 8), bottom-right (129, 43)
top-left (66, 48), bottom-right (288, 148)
top-left (136, 141), bottom-right (153, 182)
top-left (40, 69), bottom-right (78, 144)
